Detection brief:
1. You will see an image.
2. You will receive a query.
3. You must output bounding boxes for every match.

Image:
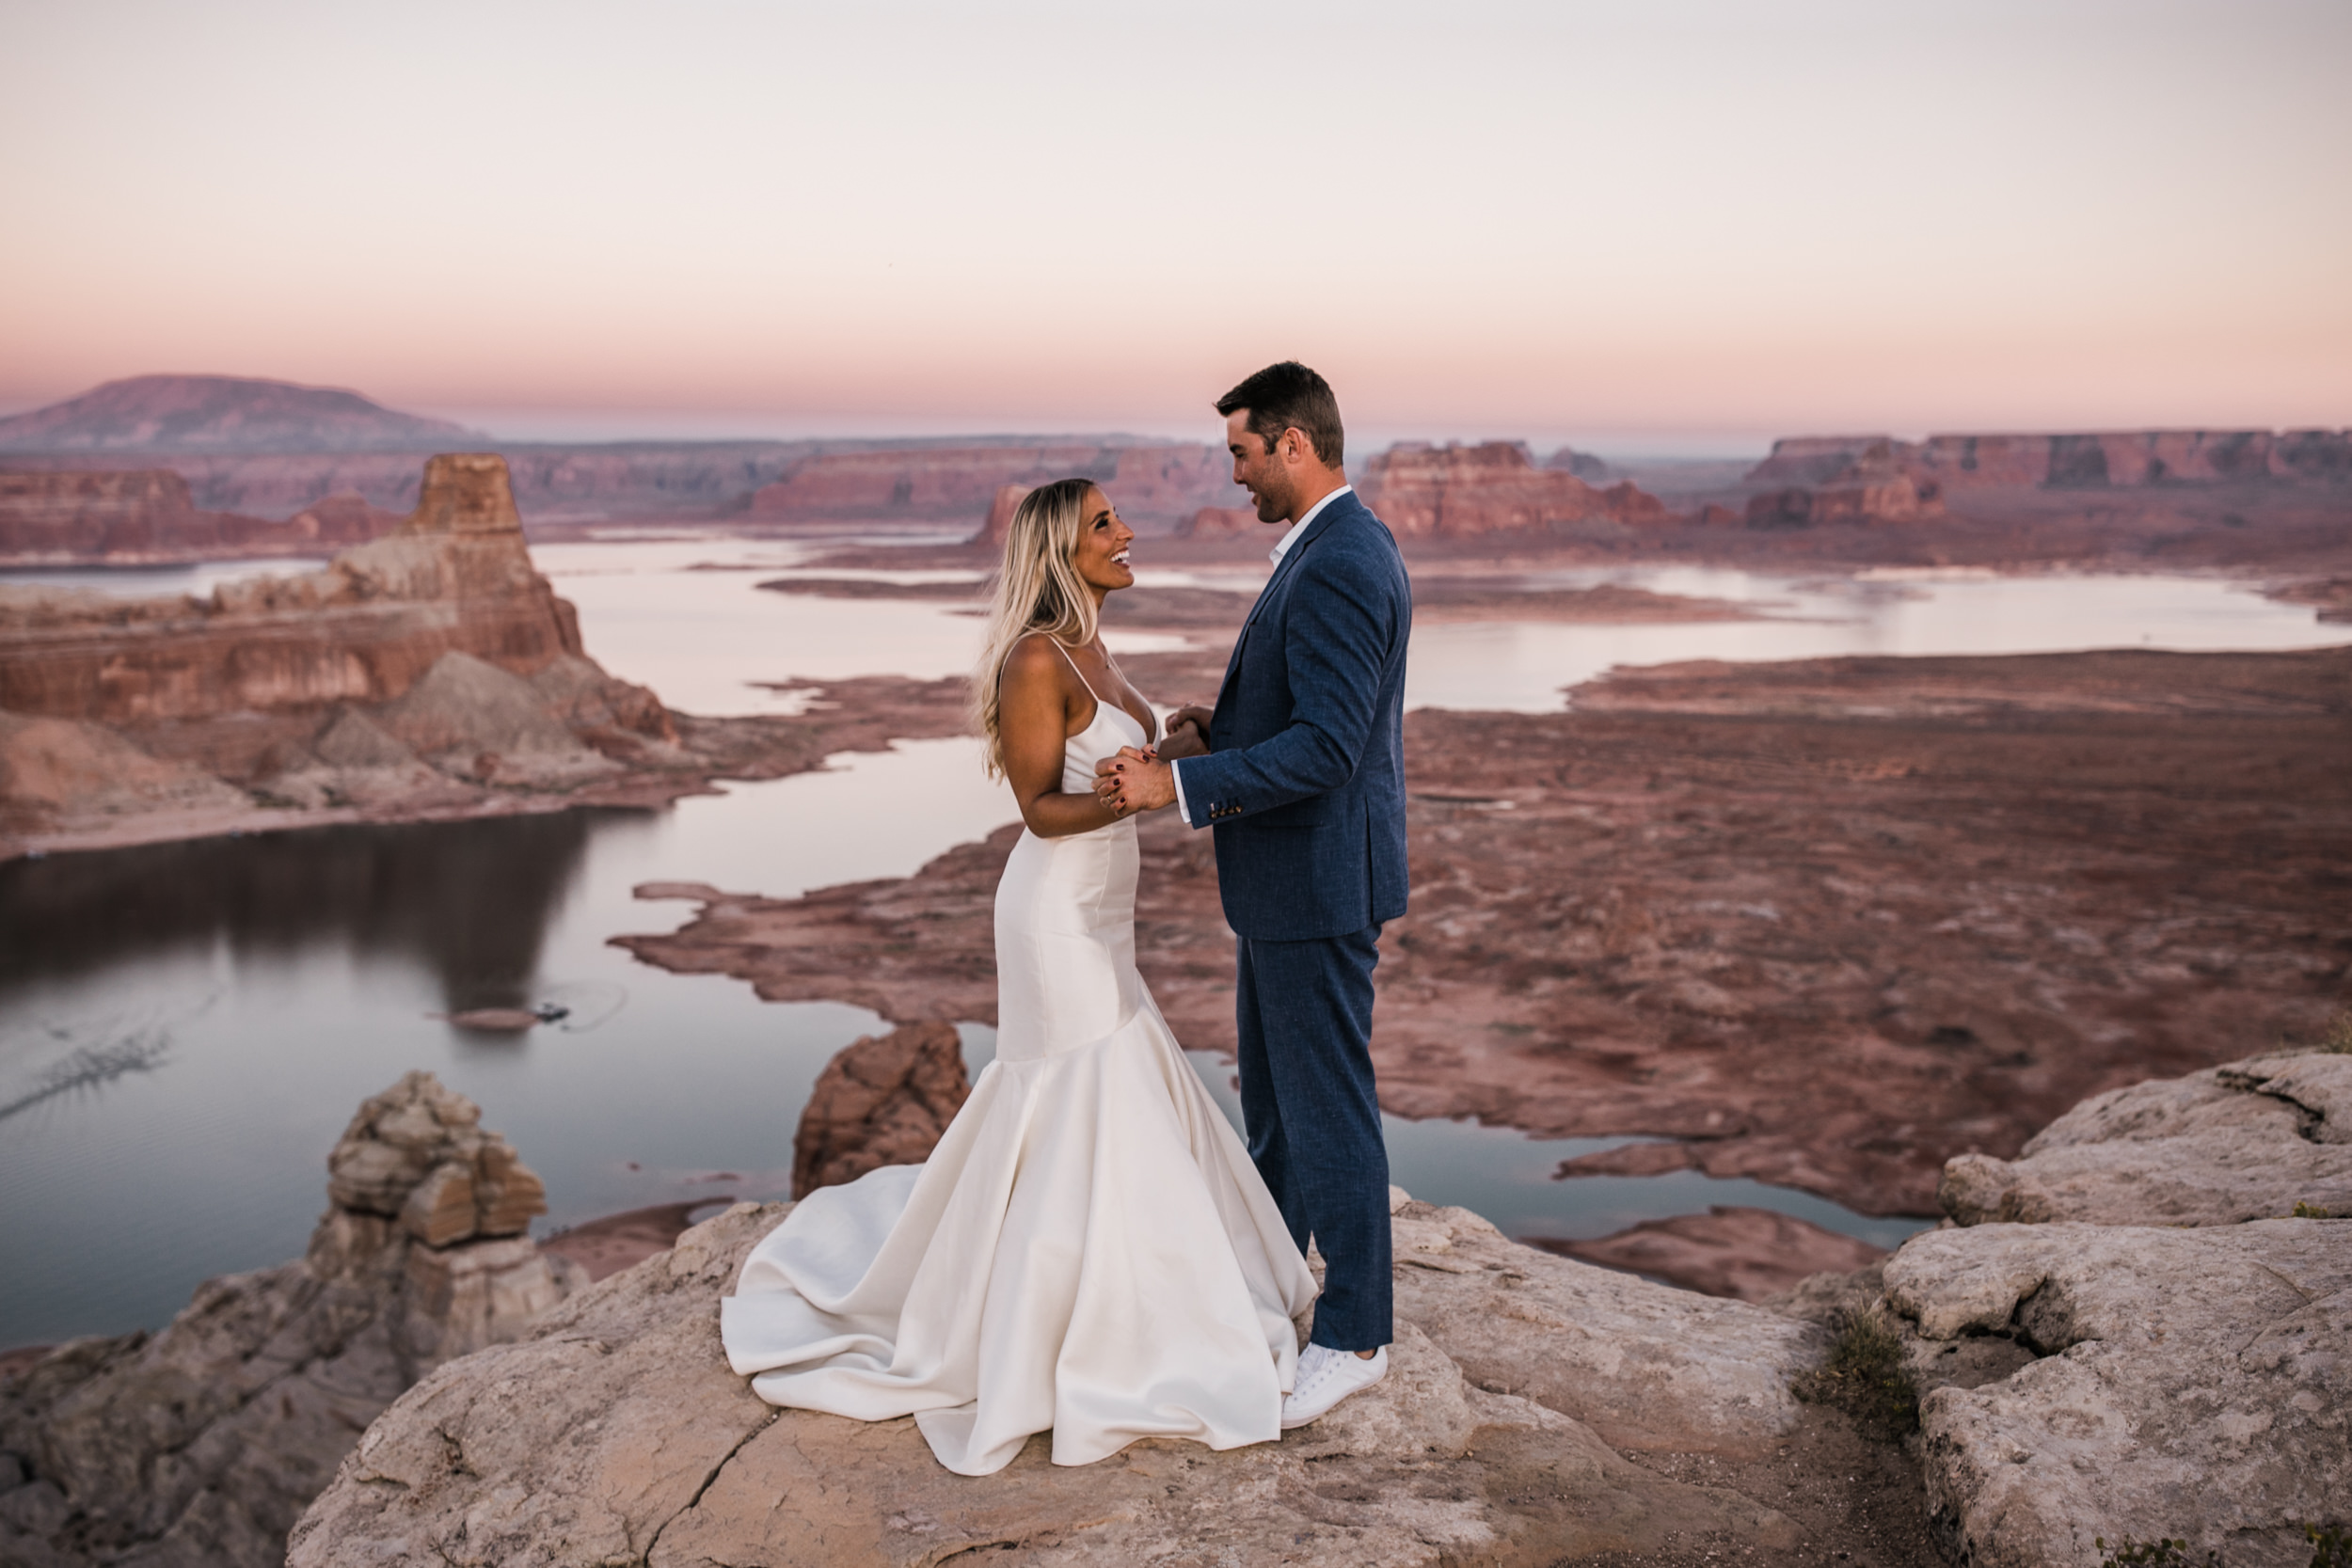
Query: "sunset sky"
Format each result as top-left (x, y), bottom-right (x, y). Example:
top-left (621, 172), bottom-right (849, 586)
top-left (3, 0), bottom-right (2346, 450)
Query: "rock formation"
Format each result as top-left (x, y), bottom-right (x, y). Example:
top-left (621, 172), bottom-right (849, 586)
top-left (1874, 1046), bottom-right (2352, 1565)
top-left (750, 443), bottom-right (1230, 530)
top-left (1748, 428), bottom-right (2352, 491)
top-left (288, 1188), bottom-right (1819, 1567)
top-left (1938, 1049), bottom-right (2352, 1227)
top-left (1745, 438), bottom-right (1946, 528)
top-left (1171, 503), bottom-right (1262, 539)
top-left (971, 481), bottom-right (1032, 546)
top-left (0, 375), bottom-right (479, 454)
top-left (1357, 442), bottom-right (1675, 537)
top-left (0, 1072), bottom-right (579, 1568)
top-left (0, 452), bottom-right (696, 853)
top-left (0, 469), bottom-right (402, 565)
top-left (791, 1020), bottom-right (971, 1197)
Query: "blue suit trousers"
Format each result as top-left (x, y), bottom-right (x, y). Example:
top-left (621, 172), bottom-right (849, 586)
top-left (1233, 922), bottom-right (1392, 1351)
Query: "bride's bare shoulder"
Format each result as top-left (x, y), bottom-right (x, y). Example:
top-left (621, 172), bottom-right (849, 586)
top-left (999, 633), bottom-right (1069, 692)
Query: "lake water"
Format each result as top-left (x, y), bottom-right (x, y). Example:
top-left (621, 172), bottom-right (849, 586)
top-left (3, 539), bottom-right (2345, 1348)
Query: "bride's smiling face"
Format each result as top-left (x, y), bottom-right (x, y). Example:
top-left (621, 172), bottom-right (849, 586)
top-left (1070, 486), bottom-right (1135, 598)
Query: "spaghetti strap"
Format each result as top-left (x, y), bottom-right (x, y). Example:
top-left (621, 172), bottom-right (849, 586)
top-left (1027, 631), bottom-right (1106, 706)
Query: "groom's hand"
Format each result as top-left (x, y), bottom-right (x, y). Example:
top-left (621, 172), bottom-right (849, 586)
top-left (1094, 746), bottom-right (1177, 815)
top-left (1168, 705), bottom-right (1214, 742)
top-left (1156, 715), bottom-right (1209, 761)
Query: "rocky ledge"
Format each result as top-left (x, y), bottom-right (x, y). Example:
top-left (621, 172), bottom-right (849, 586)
top-left (287, 1191), bottom-right (1820, 1568)
top-left (0, 1073), bottom-right (580, 1568)
top-left (1885, 1046), bottom-right (2351, 1567)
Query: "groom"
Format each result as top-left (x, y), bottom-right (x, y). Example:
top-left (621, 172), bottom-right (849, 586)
top-left (1096, 360), bottom-right (1410, 1428)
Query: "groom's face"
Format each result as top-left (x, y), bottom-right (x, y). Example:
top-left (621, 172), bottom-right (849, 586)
top-left (1226, 410), bottom-right (1300, 525)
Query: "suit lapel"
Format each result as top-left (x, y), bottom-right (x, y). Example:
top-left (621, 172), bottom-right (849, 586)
top-left (1215, 492), bottom-right (1360, 709)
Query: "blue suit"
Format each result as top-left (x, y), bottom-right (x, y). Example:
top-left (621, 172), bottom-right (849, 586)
top-left (1170, 489), bottom-right (1410, 1351)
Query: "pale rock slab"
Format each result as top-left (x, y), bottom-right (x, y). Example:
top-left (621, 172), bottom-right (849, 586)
top-left (1885, 1218), bottom-right (2352, 1567)
top-left (293, 1201), bottom-right (1809, 1567)
top-left (1939, 1047), bottom-right (2352, 1226)
top-left (1386, 1194), bottom-right (1826, 1455)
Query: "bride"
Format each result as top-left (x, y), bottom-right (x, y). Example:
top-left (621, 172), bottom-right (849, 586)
top-left (720, 477), bottom-right (1318, 1476)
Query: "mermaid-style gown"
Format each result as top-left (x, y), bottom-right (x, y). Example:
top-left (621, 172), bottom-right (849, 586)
top-left (719, 682), bottom-right (1318, 1476)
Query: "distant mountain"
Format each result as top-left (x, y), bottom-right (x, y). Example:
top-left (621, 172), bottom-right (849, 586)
top-left (0, 374), bottom-right (482, 454)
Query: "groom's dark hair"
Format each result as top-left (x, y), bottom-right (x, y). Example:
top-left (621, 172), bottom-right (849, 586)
top-left (1216, 361), bottom-right (1344, 467)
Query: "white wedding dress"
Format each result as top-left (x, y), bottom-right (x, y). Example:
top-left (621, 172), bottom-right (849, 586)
top-left (720, 653), bottom-right (1317, 1476)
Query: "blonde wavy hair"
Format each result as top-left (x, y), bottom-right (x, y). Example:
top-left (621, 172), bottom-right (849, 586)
top-left (974, 477), bottom-right (1105, 779)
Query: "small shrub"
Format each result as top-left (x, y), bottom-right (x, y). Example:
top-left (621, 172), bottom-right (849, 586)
top-left (2314, 1009), bottom-right (2352, 1054)
top-left (2308, 1522), bottom-right (2352, 1568)
top-left (1793, 1305), bottom-right (1917, 1437)
top-left (2095, 1537), bottom-right (2222, 1567)
top-left (2294, 1201), bottom-right (2338, 1219)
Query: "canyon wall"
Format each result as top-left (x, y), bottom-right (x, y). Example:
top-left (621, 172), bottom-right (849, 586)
top-left (0, 454), bottom-right (589, 723)
top-left (1356, 441), bottom-right (1674, 537)
top-left (1750, 428), bottom-right (2352, 490)
top-left (748, 442), bottom-right (1229, 528)
top-left (0, 469), bottom-right (404, 565)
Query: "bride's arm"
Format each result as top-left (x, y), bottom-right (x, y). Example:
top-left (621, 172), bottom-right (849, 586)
top-left (1000, 637), bottom-right (1135, 838)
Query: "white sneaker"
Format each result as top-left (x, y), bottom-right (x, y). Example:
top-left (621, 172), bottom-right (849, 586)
top-left (1280, 1343), bottom-right (1389, 1430)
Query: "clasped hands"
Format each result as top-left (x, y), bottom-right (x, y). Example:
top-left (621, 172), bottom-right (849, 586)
top-left (1094, 705), bottom-right (1211, 818)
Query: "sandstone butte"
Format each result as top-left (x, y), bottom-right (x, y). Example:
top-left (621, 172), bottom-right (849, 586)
top-left (1354, 441), bottom-right (1676, 537)
top-left (0, 468), bottom-right (405, 566)
top-left (749, 443), bottom-right (1232, 529)
top-left (0, 452), bottom-right (978, 860)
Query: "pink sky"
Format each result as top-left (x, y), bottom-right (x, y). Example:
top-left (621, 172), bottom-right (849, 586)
top-left (2, 1), bottom-right (2345, 447)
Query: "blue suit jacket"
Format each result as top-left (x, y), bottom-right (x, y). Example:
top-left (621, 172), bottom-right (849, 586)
top-left (1171, 490), bottom-right (1412, 942)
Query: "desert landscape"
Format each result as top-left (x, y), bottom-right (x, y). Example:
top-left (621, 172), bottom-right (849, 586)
top-left (2, 361), bottom-right (2347, 1564)
top-left (8, 6), bottom-right (2347, 1558)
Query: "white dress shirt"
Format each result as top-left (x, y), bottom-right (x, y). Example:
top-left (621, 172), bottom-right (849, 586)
top-left (1170, 485), bottom-right (1353, 827)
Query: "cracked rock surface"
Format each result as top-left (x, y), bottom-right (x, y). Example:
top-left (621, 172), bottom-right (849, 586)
top-left (290, 1196), bottom-right (1829, 1567)
top-left (1888, 1047), bottom-right (2352, 1567)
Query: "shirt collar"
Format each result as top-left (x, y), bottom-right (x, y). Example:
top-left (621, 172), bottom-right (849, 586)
top-left (1267, 483), bottom-right (1352, 566)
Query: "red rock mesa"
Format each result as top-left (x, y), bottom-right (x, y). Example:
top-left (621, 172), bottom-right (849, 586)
top-left (0, 469), bottom-right (403, 565)
top-left (0, 453), bottom-right (653, 731)
top-left (1357, 442), bottom-right (1673, 538)
top-left (1749, 429), bottom-right (2352, 491)
top-left (751, 444), bottom-right (1229, 529)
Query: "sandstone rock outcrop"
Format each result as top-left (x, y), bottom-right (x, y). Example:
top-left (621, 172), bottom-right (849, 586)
top-left (1747, 428), bottom-right (2352, 491)
top-left (792, 1020), bottom-right (972, 1197)
top-left (0, 1072), bottom-right (578, 1568)
top-left (1357, 442), bottom-right (1674, 538)
top-left (0, 453), bottom-right (691, 853)
top-left (970, 481), bottom-right (1032, 546)
top-left (1887, 1217), bottom-right (2348, 1567)
top-left (1938, 1048), bottom-right (2352, 1227)
top-left (0, 453), bottom-right (599, 722)
top-left (1859, 1047), bottom-right (2352, 1564)
top-left (289, 1192), bottom-right (1814, 1567)
top-left (1745, 439), bottom-right (1946, 528)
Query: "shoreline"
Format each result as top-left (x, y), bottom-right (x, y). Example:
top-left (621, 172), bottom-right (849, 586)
top-left (612, 642), bottom-right (2352, 1221)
